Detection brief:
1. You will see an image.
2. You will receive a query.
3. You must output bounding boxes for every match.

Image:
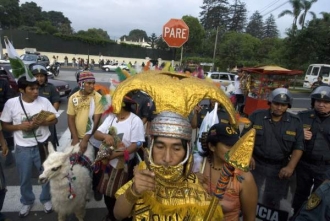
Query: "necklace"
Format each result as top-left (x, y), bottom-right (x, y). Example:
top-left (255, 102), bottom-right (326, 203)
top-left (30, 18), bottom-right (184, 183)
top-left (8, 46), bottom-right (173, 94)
top-left (208, 157), bottom-right (222, 171)
top-left (210, 162), bottom-right (222, 171)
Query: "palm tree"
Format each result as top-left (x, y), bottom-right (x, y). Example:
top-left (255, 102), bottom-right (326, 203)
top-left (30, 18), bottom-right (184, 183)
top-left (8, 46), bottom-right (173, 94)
top-left (299, 0), bottom-right (317, 29)
top-left (320, 12), bottom-right (330, 23)
top-left (278, 0), bottom-right (303, 33)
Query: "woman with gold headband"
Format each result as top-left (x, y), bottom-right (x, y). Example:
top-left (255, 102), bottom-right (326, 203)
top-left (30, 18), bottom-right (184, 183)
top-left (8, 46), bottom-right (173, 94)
top-left (194, 122), bottom-right (257, 221)
top-left (110, 71), bottom-right (253, 221)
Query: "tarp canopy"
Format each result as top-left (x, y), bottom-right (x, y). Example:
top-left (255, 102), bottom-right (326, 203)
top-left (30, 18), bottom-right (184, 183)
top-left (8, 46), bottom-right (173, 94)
top-left (241, 65), bottom-right (303, 76)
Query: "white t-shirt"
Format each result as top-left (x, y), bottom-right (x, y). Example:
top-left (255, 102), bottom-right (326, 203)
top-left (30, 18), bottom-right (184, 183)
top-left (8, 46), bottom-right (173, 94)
top-left (0, 96), bottom-right (59, 146)
top-left (97, 113), bottom-right (145, 166)
top-left (234, 75), bottom-right (242, 95)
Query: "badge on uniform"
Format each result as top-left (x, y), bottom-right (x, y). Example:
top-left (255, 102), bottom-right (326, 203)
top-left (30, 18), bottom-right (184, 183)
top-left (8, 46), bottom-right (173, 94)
top-left (286, 131), bottom-right (296, 136)
top-left (306, 193), bottom-right (321, 210)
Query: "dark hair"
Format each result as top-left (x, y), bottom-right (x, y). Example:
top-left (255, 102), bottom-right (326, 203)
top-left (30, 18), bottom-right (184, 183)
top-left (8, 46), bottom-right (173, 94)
top-left (122, 101), bottom-right (135, 112)
top-left (183, 68), bottom-right (192, 73)
top-left (199, 133), bottom-right (218, 158)
top-left (18, 76), bottom-right (38, 90)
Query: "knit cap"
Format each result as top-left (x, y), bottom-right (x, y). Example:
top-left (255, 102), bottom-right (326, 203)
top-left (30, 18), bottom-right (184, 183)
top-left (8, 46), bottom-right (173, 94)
top-left (78, 71), bottom-right (95, 83)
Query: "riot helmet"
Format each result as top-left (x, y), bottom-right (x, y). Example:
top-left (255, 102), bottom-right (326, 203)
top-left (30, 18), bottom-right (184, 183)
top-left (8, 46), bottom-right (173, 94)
top-left (29, 64), bottom-right (48, 76)
top-left (268, 88), bottom-right (293, 108)
top-left (311, 85), bottom-right (330, 108)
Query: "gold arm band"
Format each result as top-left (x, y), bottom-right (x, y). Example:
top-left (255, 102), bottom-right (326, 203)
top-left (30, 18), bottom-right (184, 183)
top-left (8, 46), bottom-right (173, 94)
top-left (124, 185), bottom-right (142, 204)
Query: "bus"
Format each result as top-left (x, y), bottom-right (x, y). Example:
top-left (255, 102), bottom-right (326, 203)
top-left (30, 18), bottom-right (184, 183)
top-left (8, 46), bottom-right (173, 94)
top-left (303, 64), bottom-right (330, 88)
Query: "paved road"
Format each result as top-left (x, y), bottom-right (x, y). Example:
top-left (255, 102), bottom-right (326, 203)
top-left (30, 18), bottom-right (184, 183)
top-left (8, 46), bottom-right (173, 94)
top-left (1, 68), bottom-right (311, 220)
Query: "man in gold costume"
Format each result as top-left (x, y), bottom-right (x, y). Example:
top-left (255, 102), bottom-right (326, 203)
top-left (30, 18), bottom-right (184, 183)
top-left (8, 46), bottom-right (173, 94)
top-left (108, 71), bottom-right (253, 221)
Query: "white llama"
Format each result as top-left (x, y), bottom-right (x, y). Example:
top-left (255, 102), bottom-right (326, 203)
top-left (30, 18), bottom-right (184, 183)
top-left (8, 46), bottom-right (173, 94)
top-left (39, 142), bottom-right (94, 221)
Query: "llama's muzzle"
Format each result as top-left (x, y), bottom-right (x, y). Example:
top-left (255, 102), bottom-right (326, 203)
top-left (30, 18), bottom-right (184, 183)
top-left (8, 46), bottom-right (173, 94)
top-left (38, 177), bottom-right (48, 184)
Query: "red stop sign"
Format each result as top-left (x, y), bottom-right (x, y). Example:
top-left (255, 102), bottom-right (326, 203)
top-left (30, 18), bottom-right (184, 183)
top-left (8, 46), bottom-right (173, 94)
top-left (162, 19), bottom-right (189, 48)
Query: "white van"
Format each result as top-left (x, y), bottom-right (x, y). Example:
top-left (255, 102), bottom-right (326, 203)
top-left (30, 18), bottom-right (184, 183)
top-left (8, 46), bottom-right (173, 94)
top-left (205, 71), bottom-right (235, 87)
top-left (303, 64), bottom-right (330, 88)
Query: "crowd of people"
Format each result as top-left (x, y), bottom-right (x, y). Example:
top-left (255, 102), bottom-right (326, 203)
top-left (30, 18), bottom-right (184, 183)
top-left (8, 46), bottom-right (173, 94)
top-left (0, 62), bottom-right (330, 221)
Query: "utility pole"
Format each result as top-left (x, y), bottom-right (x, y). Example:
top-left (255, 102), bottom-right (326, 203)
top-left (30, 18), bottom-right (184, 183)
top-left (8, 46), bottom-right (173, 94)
top-left (212, 26), bottom-right (219, 71)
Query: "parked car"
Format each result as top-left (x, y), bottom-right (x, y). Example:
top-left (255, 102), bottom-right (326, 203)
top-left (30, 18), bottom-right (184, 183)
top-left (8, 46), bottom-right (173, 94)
top-left (20, 53), bottom-right (50, 67)
top-left (205, 71), bottom-right (236, 87)
top-left (102, 63), bottom-right (129, 72)
top-left (0, 64), bottom-right (71, 97)
top-left (0, 59), bottom-right (9, 64)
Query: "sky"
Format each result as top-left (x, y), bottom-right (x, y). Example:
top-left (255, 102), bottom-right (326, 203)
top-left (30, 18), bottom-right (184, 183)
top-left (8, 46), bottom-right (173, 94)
top-left (21, 0), bottom-right (328, 39)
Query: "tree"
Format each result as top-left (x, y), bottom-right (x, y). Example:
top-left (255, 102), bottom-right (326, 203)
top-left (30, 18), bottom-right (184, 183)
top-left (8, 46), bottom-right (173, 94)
top-left (200, 0), bottom-right (231, 30)
top-left (282, 15), bottom-right (330, 69)
top-left (299, 0), bottom-right (317, 29)
top-left (35, 21), bottom-right (58, 35)
top-left (20, 2), bottom-right (43, 27)
top-left (278, 0), bottom-right (303, 33)
top-left (263, 14), bottom-right (279, 38)
top-left (218, 32), bottom-right (261, 69)
top-left (155, 35), bottom-right (169, 50)
top-left (148, 33), bottom-right (158, 49)
top-left (42, 11), bottom-right (72, 33)
top-left (228, 0), bottom-right (247, 33)
top-left (122, 29), bottom-right (148, 42)
top-left (76, 28), bottom-right (110, 40)
top-left (0, 0), bottom-right (20, 29)
top-left (320, 12), bottom-right (330, 22)
top-left (182, 15), bottom-right (205, 55)
top-left (246, 11), bottom-right (264, 39)
top-left (257, 38), bottom-right (284, 65)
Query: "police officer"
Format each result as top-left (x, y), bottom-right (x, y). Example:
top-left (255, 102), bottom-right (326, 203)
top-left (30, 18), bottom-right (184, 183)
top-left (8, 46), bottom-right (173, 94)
top-left (292, 86), bottom-right (330, 215)
top-left (190, 99), bottom-right (230, 129)
top-left (241, 88), bottom-right (304, 219)
top-left (292, 180), bottom-right (330, 221)
top-left (0, 68), bottom-right (15, 167)
top-left (30, 64), bottom-right (60, 148)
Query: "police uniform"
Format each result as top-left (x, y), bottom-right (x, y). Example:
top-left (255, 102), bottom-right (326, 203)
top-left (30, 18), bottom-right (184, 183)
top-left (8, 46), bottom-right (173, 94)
top-left (196, 106), bottom-right (230, 128)
top-left (0, 77), bottom-right (15, 166)
top-left (0, 78), bottom-right (12, 112)
top-left (242, 109), bottom-right (304, 215)
top-left (38, 83), bottom-right (61, 148)
top-left (38, 83), bottom-right (61, 106)
top-left (292, 180), bottom-right (330, 221)
top-left (243, 109), bottom-right (304, 162)
top-left (292, 109), bottom-right (330, 213)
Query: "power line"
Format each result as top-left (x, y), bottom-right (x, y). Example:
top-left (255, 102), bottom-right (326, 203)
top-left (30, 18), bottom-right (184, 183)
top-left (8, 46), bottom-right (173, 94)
top-left (262, 1), bottom-right (289, 17)
top-left (258, 0), bottom-right (283, 13)
top-left (260, 0), bottom-right (284, 14)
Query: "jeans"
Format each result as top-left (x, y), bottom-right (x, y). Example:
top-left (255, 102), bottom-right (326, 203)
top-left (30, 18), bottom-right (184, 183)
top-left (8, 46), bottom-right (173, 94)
top-left (15, 145), bottom-right (50, 205)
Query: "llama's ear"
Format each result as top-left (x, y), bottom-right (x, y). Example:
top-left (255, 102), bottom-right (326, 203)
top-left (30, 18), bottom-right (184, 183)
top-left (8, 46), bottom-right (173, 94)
top-left (48, 142), bottom-right (55, 154)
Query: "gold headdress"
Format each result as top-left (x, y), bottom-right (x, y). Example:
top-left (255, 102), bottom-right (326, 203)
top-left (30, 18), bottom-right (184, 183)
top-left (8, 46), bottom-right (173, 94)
top-left (111, 71), bottom-right (237, 126)
top-left (111, 71), bottom-right (239, 221)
